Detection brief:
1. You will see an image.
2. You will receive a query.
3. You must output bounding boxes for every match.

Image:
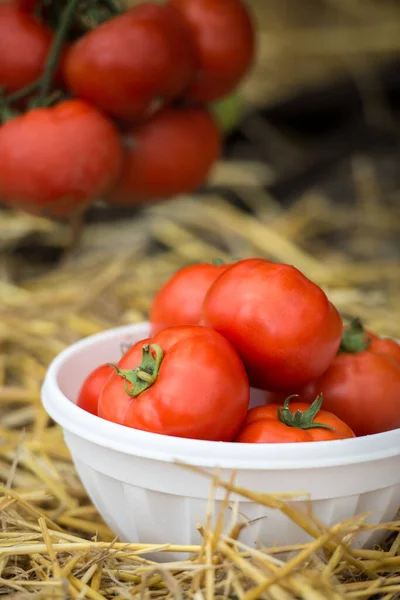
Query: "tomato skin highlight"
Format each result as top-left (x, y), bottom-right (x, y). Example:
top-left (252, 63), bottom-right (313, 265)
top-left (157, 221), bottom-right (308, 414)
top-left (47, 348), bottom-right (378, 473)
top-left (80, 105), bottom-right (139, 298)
top-left (63, 3), bottom-right (197, 122)
top-left (168, 0), bottom-right (255, 102)
top-left (108, 107), bottom-right (222, 204)
top-left (202, 258), bottom-right (343, 391)
top-left (77, 364), bottom-right (114, 416)
top-left (0, 100), bottom-right (123, 217)
top-left (0, 3), bottom-right (53, 94)
top-left (98, 325), bottom-right (250, 441)
top-left (235, 403), bottom-right (355, 443)
top-left (150, 262), bottom-right (228, 335)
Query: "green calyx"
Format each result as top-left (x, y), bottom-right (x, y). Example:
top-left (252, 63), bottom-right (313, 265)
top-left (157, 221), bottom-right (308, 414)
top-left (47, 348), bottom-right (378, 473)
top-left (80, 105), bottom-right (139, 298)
top-left (35, 0), bottom-right (81, 108)
top-left (278, 394), bottom-right (334, 431)
top-left (339, 317), bottom-right (371, 354)
top-left (109, 343), bottom-right (163, 398)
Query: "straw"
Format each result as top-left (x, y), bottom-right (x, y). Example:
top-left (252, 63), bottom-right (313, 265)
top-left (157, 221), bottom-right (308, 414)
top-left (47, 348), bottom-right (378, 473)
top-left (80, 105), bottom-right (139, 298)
top-left (0, 172), bottom-right (399, 595)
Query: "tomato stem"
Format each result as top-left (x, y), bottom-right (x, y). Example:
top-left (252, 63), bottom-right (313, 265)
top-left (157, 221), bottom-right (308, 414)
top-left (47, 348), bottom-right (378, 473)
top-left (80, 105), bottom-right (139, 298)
top-left (110, 344), bottom-right (164, 398)
top-left (6, 80), bottom-right (42, 106)
top-left (35, 0), bottom-right (80, 107)
top-left (0, 89), bottom-right (19, 123)
top-left (339, 317), bottom-right (371, 354)
top-left (212, 258), bottom-right (225, 266)
top-left (278, 394), bottom-right (334, 431)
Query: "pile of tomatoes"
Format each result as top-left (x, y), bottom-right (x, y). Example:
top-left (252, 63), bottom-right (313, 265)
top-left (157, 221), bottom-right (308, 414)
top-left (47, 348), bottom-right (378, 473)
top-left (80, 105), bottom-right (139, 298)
top-left (0, 0), bottom-right (254, 217)
top-left (77, 257), bottom-right (400, 443)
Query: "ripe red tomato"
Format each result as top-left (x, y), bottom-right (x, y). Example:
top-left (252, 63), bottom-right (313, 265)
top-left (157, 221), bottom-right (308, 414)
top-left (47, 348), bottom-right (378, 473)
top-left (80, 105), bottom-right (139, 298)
top-left (77, 364), bottom-right (114, 416)
top-left (168, 0), bottom-right (255, 102)
top-left (63, 3), bottom-right (197, 122)
top-left (284, 321), bottom-right (400, 437)
top-left (150, 261), bottom-right (228, 335)
top-left (0, 3), bottom-right (53, 94)
top-left (202, 258), bottom-right (343, 391)
top-left (108, 107), bottom-right (221, 204)
top-left (0, 100), bottom-right (123, 217)
top-left (235, 395), bottom-right (355, 443)
top-left (98, 325), bottom-right (250, 441)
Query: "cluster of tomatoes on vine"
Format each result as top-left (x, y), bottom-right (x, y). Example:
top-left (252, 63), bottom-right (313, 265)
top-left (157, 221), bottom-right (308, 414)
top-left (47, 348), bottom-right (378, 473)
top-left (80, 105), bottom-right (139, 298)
top-left (77, 258), bottom-right (400, 444)
top-left (0, 0), bottom-right (255, 220)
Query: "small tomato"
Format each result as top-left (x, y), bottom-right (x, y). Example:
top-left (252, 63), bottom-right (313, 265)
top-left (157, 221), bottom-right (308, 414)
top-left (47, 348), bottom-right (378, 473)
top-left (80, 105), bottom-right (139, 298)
top-left (0, 3), bottom-right (53, 94)
top-left (98, 325), bottom-right (250, 441)
top-left (0, 100), bottom-right (123, 217)
top-left (168, 0), bottom-right (255, 102)
top-left (63, 3), bottom-right (197, 122)
top-left (108, 106), bottom-right (221, 204)
top-left (236, 395), bottom-right (355, 443)
top-left (77, 364), bottom-right (114, 416)
top-left (150, 261), bottom-right (228, 335)
top-left (202, 258), bottom-right (343, 391)
top-left (283, 320), bottom-right (400, 437)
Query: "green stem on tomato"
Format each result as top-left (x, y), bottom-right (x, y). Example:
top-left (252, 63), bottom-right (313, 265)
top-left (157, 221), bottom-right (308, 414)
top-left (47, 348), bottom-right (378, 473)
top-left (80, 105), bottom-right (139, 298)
top-left (278, 394), bottom-right (334, 431)
top-left (109, 344), bottom-right (164, 398)
top-left (35, 0), bottom-right (80, 107)
top-left (0, 88), bottom-right (19, 123)
top-left (0, 105), bottom-right (18, 122)
top-left (339, 317), bottom-right (371, 354)
top-left (6, 79), bottom-right (42, 105)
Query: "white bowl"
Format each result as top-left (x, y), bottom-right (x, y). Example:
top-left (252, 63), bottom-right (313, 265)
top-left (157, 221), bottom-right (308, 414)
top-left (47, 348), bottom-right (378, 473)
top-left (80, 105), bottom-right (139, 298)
top-left (42, 322), bottom-right (400, 554)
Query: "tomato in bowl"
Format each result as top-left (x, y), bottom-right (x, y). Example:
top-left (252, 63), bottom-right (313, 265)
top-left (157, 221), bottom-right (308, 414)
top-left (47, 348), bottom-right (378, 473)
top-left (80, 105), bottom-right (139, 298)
top-left (42, 322), bottom-right (400, 557)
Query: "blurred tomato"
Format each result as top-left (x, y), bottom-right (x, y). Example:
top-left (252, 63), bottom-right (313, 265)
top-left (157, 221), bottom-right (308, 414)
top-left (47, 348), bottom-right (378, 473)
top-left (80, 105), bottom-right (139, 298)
top-left (63, 2), bottom-right (197, 122)
top-left (0, 100), bottom-right (123, 217)
top-left (108, 106), bottom-right (221, 204)
top-left (0, 2), bottom-right (53, 94)
top-left (169, 0), bottom-right (255, 102)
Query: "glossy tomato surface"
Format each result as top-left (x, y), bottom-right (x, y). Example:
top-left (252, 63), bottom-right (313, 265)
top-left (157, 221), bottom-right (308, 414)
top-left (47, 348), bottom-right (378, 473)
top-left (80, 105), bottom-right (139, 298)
top-left (236, 402), bottom-right (355, 443)
top-left (98, 325), bottom-right (250, 441)
top-left (63, 3), bottom-right (197, 122)
top-left (109, 106), bottom-right (221, 204)
top-left (0, 3), bottom-right (53, 94)
top-left (202, 258), bottom-right (343, 391)
top-left (77, 364), bottom-right (114, 416)
top-left (150, 262), bottom-right (228, 335)
top-left (0, 100), bottom-right (123, 217)
top-left (169, 0), bottom-right (255, 102)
